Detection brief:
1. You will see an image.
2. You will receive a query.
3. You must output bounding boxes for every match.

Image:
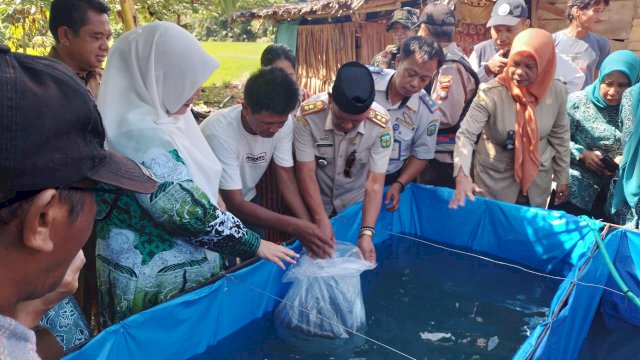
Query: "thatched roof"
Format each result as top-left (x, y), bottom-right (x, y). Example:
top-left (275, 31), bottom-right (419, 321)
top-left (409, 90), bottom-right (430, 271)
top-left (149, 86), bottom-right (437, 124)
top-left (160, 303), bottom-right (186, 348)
top-left (232, 0), bottom-right (400, 22)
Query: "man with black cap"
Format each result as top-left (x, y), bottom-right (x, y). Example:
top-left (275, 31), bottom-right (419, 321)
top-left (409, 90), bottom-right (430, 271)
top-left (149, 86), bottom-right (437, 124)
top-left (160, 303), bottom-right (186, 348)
top-left (0, 45), bottom-right (156, 357)
top-left (294, 61), bottom-right (393, 263)
top-left (418, 2), bottom-right (479, 189)
top-left (469, 0), bottom-right (585, 92)
top-left (371, 7), bottom-right (420, 70)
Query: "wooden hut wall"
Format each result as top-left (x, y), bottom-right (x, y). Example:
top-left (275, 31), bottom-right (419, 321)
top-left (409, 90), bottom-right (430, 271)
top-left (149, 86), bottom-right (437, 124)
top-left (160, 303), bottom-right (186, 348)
top-left (297, 23), bottom-right (358, 94)
top-left (534, 0), bottom-right (637, 52)
top-left (360, 21), bottom-right (394, 66)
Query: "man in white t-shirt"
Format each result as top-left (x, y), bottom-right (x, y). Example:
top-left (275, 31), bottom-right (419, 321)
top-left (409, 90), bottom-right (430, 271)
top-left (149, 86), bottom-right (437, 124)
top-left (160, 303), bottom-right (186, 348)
top-left (201, 67), bottom-right (332, 258)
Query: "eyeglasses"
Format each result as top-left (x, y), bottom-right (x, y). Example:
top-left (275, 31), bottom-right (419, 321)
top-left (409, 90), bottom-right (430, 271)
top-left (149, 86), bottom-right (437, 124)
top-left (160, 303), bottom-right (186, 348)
top-left (343, 150), bottom-right (357, 178)
top-left (0, 186), bottom-right (122, 221)
top-left (66, 186), bottom-right (123, 221)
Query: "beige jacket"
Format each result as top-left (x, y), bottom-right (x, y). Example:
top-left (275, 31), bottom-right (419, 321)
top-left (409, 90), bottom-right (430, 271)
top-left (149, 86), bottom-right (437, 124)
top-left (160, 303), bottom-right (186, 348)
top-left (453, 79), bottom-right (570, 208)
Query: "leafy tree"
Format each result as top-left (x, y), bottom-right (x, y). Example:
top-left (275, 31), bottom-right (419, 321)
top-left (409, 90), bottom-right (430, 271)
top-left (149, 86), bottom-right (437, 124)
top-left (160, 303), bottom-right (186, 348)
top-left (0, 1), bottom-right (51, 54)
top-left (1, 0), bottom-right (283, 53)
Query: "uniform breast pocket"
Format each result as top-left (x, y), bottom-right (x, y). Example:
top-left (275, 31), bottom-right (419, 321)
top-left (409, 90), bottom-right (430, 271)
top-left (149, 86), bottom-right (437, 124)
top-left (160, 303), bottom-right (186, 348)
top-left (315, 144), bottom-right (335, 159)
top-left (352, 150), bottom-right (371, 174)
top-left (394, 127), bottom-right (414, 142)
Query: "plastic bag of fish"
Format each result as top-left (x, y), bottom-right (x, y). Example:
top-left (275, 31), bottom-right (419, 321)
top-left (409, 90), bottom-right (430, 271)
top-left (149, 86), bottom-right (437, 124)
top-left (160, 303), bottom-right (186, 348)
top-left (274, 242), bottom-right (376, 339)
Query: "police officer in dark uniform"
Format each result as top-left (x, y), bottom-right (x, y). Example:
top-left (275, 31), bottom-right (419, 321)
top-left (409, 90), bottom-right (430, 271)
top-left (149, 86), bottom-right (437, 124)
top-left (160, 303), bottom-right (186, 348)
top-left (418, 2), bottom-right (479, 189)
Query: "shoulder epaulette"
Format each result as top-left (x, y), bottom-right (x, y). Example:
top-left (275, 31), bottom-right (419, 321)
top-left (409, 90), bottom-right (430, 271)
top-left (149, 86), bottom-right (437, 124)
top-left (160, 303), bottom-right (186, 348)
top-left (367, 109), bottom-right (390, 128)
top-left (301, 100), bottom-right (327, 116)
top-left (420, 92), bottom-right (439, 114)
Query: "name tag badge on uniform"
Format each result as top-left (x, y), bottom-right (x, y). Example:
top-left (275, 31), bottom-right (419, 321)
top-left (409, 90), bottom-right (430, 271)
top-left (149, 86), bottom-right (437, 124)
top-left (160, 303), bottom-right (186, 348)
top-left (316, 143), bottom-right (333, 148)
top-left (391, 140), bottom-right (401, 160)
top-left (438, 75), bottom-right (453, 101)
top-left (503, 130), bottom-right (515, 151)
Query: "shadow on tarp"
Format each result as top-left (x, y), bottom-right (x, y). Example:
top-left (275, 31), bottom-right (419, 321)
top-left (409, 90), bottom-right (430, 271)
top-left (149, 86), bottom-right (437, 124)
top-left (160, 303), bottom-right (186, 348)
top-left (64, 184), bottom-right (618, 359)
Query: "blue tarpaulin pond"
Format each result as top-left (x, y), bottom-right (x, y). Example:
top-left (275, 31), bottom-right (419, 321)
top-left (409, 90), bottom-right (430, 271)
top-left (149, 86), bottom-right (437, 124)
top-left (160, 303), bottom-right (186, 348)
top-left (64, 184), bottom-right (640, 359)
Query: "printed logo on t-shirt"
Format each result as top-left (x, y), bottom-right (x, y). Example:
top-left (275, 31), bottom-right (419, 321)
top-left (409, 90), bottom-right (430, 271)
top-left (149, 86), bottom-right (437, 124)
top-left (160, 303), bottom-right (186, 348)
top-left (245, 152), bottom-right (267, 164)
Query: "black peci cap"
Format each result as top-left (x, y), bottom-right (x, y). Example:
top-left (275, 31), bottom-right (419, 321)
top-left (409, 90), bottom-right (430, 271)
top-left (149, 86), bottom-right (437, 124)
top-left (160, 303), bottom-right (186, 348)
top-left (331, 61), bottom-right (375, 115)
top-left (0, 45), bottom-right (157, 201)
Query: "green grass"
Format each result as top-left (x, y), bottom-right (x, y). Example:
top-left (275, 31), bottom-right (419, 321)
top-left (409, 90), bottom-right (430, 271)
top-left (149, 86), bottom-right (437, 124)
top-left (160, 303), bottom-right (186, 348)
top-left (200, 42), bottom-right (271, 86)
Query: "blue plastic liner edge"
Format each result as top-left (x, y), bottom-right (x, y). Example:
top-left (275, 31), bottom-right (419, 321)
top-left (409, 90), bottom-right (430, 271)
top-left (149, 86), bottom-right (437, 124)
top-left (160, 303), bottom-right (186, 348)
top-left (65, 184), bottom-right (637, 360)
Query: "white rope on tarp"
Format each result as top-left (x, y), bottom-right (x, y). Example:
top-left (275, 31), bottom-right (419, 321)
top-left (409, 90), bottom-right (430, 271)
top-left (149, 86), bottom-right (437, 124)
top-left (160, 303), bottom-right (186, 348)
top-left (222, 273), bottom-right (418, 360)
top-left (386, 231), bottom-right (627, 297)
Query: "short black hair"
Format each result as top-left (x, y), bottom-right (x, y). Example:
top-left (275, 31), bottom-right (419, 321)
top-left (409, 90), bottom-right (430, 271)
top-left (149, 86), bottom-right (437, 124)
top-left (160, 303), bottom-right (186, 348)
top-left (49, 0), bottom-right (111, 42)
top-left (399, 36), bottom-right (445, 68)
top-left (244, 66), bottom-right (299, 116)
top-left (424, 24), bottom-right (455, 42)
top-left (566, 0), bottom-right (609, 22)
top-left (260, 44), bottom-right (297, 69)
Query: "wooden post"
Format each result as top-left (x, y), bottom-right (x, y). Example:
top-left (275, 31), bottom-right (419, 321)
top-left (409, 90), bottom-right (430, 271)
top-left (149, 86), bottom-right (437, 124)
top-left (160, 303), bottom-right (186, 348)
top-left (353, 11), bottom-right (363, 63)
top-left (119, 0), bottom-right (136, 31)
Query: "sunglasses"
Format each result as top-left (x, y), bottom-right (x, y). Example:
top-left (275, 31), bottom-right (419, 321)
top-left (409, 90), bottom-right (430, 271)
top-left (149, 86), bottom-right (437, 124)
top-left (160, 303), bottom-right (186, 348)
top-left (343, 150), bottom-right (357, 178)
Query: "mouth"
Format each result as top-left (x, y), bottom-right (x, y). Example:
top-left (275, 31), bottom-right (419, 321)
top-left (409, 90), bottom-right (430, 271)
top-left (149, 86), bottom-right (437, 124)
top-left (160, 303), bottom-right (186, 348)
top-left (402, 87), bottom-right (417, 96)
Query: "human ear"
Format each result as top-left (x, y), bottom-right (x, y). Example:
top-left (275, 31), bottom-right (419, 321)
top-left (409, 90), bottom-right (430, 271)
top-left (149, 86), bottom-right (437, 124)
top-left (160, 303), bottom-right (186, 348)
top-left (22, 190), bottom-right (60, 253)
top-left (58, 26), bottom-right (73, 46)
top-left (240, 102), bottom-right (251, 119)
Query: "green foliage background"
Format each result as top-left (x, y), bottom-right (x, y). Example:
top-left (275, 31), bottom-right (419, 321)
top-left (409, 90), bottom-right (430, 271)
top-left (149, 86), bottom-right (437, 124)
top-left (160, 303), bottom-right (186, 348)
top-left (0, 0), bottom-right (283, 54)
top-left (201, 41), bottom-right (269, 86)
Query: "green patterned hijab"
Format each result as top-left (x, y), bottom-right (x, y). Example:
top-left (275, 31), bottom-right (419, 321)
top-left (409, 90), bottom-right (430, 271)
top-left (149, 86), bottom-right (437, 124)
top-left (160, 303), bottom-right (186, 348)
top-left (612, 82), bottom-right (640, 212)
top-left (585, 50), bottom-right (640, 109)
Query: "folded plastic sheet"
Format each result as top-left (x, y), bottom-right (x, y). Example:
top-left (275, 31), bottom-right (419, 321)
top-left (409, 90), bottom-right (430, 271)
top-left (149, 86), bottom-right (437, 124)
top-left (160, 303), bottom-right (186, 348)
top-left (517, 229), bottom-right (640, 359)
top-left (64, 184), bottom-right (607, 359)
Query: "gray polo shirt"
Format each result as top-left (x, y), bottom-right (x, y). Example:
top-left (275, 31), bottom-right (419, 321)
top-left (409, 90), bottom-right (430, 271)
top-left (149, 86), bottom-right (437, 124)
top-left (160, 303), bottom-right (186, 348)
top-left (553, 30), bottom-right (610, 89)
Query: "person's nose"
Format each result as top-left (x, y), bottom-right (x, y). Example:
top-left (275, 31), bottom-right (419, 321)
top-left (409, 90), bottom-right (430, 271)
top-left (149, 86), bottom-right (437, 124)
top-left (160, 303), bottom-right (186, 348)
top-left (409, 76), bottom-right (420, 90)
top-left (609, 86), bottom-right (620, 97)
top-left (100, 38), bottom-right (109, 52)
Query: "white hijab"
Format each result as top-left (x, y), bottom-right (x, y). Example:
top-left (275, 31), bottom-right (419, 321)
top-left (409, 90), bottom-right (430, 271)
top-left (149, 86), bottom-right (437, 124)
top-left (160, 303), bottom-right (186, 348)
top-left (98, 21), bottom-right (222, 201)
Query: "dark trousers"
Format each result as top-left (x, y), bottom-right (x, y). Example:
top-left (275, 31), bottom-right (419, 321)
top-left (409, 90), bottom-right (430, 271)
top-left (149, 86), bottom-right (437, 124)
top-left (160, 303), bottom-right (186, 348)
top-left (419, 158), bottom-right (455, 189)
top-left (549, 186), bottom-right (612, 222)
top-left (385, 168), bottom-right (402, 186)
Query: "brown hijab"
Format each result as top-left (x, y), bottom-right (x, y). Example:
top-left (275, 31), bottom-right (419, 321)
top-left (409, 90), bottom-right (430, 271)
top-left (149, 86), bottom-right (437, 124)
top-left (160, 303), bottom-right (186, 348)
top-left (496, 28), bottom-right (556, 194)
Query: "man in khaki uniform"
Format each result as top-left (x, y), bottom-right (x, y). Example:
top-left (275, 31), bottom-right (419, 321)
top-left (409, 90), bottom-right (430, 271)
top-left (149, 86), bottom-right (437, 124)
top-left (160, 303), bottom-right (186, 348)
top-left (418, 3), bottom-right (479, 189)
top-left (295, 62), bottom-right (393, 263)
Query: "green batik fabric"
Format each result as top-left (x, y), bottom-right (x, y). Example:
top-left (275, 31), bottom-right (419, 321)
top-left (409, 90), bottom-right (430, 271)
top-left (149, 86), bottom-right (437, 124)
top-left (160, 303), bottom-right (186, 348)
top-left (96, 149), bottom-right (261, 326)
top-left (566, 91), bottom-right (622, 210)
top-left (606, 89), bottom-right (640, 228)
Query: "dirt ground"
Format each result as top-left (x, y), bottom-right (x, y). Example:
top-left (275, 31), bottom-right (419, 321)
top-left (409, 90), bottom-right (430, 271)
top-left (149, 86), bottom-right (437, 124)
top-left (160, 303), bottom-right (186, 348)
top-left (192, 82), bottom-right (244, 123)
